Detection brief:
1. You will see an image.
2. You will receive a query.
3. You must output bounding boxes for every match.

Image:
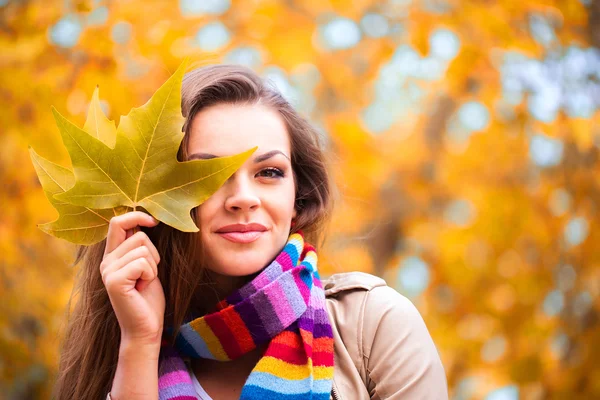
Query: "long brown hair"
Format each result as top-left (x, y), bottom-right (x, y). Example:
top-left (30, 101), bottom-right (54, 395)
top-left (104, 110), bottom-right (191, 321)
top-left (52, 64), bottom-right (333, 399)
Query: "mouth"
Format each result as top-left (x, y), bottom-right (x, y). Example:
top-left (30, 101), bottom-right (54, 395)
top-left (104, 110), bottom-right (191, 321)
top-left (216, 231), bottom-right (265, 244)
top-left (215, 223), bottom-right (268, 244)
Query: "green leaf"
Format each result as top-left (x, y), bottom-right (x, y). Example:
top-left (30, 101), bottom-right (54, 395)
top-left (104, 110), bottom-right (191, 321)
top-left (33, 58), bottom-right (256, 242)
top-left (82, 86), bottom-right (117, 148)
top-left (28, 87), bottom-right (124, 245)
top-left (29, 147), bottom-right (127, 245)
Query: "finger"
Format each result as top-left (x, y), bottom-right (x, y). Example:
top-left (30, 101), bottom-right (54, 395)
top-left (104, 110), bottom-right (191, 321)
top-left (126, 226), bottom-right (139, 240)
top-left (135, 273), bottom-right (159, 292)
top-left (106, 230), bottom-right (161, 266)
top-left (105, 212), bottom-right (158, 256)
top-left (101, 246), bottom-right (158, 284)
top-left (105, 258), bottom-right (155, 295)
top-left (127, 231), bottom-right (161, 265)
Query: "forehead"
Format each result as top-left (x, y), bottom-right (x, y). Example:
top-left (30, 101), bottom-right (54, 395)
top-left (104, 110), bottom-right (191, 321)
top-left (187, 103), bottom-right (291, 157)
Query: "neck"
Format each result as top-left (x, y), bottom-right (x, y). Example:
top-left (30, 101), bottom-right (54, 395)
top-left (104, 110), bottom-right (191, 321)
top-left (190, 269), bottom-right (258, 316)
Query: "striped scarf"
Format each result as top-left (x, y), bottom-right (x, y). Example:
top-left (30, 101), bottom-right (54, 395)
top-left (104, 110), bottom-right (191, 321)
top-left (157, 232), bottom-right (334, 399)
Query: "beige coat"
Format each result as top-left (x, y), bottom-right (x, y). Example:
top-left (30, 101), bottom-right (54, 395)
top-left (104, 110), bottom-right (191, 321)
top-left (323, 272), bottom-right (448, 400)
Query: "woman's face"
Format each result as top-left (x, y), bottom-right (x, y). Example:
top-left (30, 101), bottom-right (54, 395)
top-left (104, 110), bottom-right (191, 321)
top-left (188, 103), bottom-right (297, 278)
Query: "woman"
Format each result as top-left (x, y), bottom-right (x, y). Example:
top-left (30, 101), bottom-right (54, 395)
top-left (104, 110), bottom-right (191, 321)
top-left (53, 65), bottom-right (447, 399)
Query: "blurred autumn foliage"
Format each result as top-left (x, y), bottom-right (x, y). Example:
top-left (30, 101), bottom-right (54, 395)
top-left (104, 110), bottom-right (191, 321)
top-left (2, 0), bottom-right (600, 399)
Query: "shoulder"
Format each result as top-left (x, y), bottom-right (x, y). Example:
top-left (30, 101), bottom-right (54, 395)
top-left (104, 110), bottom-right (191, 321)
top-left (322, 272), bottom-right (448, 398)
top-left (322, 271), bottom-right (425, 332)
top-left (322, 271), bottom-right (387, 296)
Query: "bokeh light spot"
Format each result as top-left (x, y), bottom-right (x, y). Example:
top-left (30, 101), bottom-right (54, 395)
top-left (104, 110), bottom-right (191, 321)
top-left (319, 17), bottom-right (361, 50)
top-left (49, 14), bottom-right (82, 48)
top-left (454, 377), bottom-right (479, 400)
top-left (415, 57), bottom-right (446, 81)
top-left (180, 0), bottom-right (230, 16)
top-left (565, 91), bottom-right (596, 118)
top-left (444, 199), bottom-right (477, 227)
top-left (195, 21), bottom-right (231, 51)
top-left (543, 290), bottom-right (564, 317)
top-left (529, 14), bottom-right (555, 47)
top-left (573, 291), bottom-right (593, 317)
top-left (564, 216), bottom-right (590, 247)
top-left (529, 134), bottom-right (563, 167)
top-left (458, 101), bottom-right (490, 132)
top-left (397, 256), bottom-right (430, 298)
top-left (481, 335), bottom-right (507, 363)
top-left (291, 63), bottom-right (321, 88)
top-left (555, 264), bottom-right (576, 292)
top-left (86, 6), bottom-right (108, 26)
top-left (429, 28), bottom-right (460, 60)
top-left (550, 332), bottom-right (569, 359)
top-left (548, 188), bottom-right (571, 216)
top-left (224, 46), bottom-right (263, 68)
top-left (111, 21), bottom-right (132, 44)
top-left (485, 385), bottom-right (519, 400)
top-left (361, 102), bottom-right (398, 134)
top-left (360, 13), bottom-right (389, 38)
top-left (263, 66), bottom-right (298, 106)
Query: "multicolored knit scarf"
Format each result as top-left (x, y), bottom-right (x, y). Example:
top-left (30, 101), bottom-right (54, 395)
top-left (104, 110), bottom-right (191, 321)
top-left (157, 232), bottom-right (334, 400)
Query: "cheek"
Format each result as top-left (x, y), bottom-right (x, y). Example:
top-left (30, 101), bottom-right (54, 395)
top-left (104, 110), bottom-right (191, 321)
top-left (196, 197), bottom-right (219, 230)
top-left (277, 183), bottom-right (297, 219)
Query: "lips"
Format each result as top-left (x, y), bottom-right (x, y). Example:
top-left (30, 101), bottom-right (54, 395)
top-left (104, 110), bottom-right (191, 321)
top-left (215, 223), bottom-right (268, 244)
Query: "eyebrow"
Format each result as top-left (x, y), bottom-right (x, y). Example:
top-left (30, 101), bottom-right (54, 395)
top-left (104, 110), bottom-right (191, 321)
top-left (188, 150), bottom-right (290, 163)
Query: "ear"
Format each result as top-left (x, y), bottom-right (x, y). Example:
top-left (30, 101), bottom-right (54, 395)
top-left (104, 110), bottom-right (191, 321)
top-left (292, 208), bottom-right (298, 219)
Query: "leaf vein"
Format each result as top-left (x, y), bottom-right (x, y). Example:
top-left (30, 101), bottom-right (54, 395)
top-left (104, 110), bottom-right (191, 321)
top-left (145, 198), bottom-right (188, 226)
top-left (62, 118), bottom-right (133, 204)
top-left (123, 132), bottom-right (144, 161)
top-left (139, 161), bottom-right (237, 203)
top-left (133, 80), bottom-right (174, 204)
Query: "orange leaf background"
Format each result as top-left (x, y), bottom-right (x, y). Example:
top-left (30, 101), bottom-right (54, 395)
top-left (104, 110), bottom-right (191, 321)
top-left (2, 0), bottom-right (599, 398)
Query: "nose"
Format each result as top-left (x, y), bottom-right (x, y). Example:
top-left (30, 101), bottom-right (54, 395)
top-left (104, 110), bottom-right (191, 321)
top-left (223, 173), bottom-right (261, 212)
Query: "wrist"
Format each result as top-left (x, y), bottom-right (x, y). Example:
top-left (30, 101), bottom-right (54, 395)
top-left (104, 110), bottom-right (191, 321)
top-left (119, 336), bottom-right (162, 359)
top-left (111, 338), bottom-right (161, 400)
top-left (120, 327), bottom-right (163, 349)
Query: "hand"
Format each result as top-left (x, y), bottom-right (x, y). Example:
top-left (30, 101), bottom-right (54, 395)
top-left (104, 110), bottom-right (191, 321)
top-left (101, 211), bottom-right (165, 346)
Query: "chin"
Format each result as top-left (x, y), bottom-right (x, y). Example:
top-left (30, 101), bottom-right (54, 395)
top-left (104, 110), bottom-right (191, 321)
top-left (203, 232), bottom-right (287, 277)
top-left (209, 251), bottom-right (271, 277)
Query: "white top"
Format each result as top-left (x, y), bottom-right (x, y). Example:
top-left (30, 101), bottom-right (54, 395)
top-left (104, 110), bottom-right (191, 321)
top-left (185, 362), bottom-right (214, 400)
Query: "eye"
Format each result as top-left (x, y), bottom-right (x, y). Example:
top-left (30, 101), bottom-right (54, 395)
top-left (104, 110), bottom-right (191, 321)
top-left (257, 167), bottom-right (285, 179)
